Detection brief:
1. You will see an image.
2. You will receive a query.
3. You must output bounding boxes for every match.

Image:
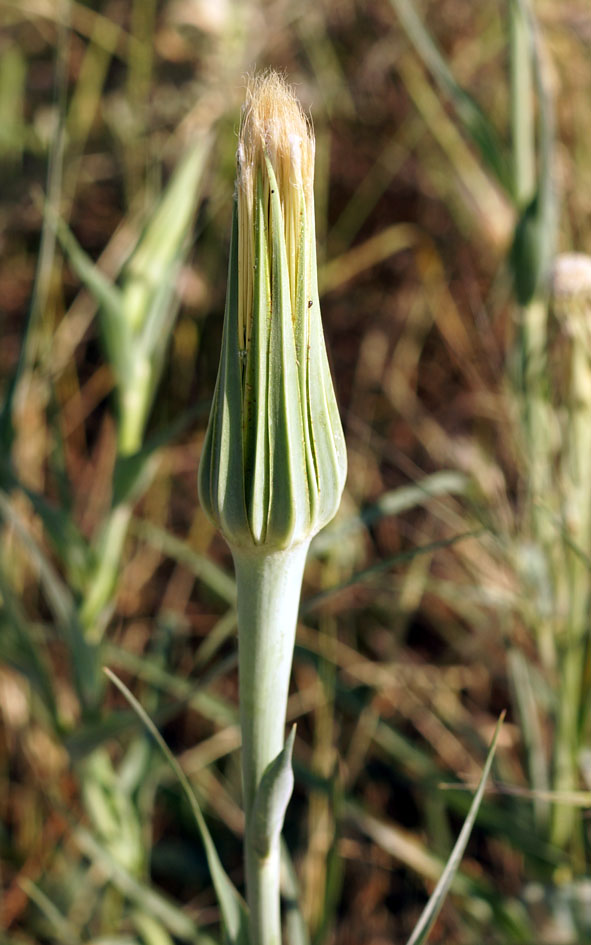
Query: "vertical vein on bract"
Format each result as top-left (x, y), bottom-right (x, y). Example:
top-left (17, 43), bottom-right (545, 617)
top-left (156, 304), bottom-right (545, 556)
top-left (243, 170), bottom-right (272, 544)
top-left (237, 141), bottom-right (254, 358)
top-left (266, 155), bottom-right (310, 548)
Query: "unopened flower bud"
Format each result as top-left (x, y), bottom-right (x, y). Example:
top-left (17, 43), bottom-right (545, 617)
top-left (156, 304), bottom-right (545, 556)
top-left (199, 73), bottom-right (347, 552)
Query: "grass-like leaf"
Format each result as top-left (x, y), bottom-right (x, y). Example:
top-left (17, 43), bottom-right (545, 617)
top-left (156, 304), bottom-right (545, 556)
top-left (104, 667), bottom-right (250, 945)
top-left (509, 0), bottom-right (556, 306)
top-left (0, 489), bottom-right (102, 712)
top-left (388, 0), bottom-right (511, 191)
top-left (19, 878), bottom-right (81, 945)
top-left (133, 519), bottom-right (236, 605)
top-left (303, 529), bottom-right (484, 614)
top-left (74, 827), bottom-right (202, 942)
top-left (405, 712), bottom-right (505, 945)
top-left (54, 218), bottom-right (129, 379)
top-left (0, 572), bottom-right (58, 726)
top-left (312, 470), bottom-right (470, 555)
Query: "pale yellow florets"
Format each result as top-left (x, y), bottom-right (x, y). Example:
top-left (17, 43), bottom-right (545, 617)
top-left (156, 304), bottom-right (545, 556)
top-left (236, 72), bottom-right (315, 351)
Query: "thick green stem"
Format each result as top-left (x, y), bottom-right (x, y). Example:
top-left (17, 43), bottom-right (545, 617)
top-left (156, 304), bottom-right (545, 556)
top-left (245, 842), bottom-right (282, 945)
top-left (233, 541), bottom-right (309, 945)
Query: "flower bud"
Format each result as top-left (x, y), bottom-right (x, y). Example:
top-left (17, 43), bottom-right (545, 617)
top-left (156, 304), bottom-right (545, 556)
top-left (199, 73), bottom-right (347, 552)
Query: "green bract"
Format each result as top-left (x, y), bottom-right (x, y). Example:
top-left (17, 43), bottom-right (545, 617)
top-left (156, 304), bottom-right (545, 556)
top-left (199, 75), bottom-right (346, 552)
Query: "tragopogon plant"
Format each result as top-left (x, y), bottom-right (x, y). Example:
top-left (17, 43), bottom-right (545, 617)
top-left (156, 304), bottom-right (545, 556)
top-left (199, 72), bottom-right (347, 945)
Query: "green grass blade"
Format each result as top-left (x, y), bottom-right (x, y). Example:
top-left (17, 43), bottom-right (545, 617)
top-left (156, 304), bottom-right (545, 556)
top-left (509, 0), bottom-right (556, 306)
top-left (0, 489), bottom-right (102, 712)
top-left (122, 138), bottom-right (211, 333)
top-left (103, 643), bottom-right (238, 726)
top-left (132, 911), bottom-right (176, 945)
top-left (55, 219), bottom-right (128, 377)
top-left (85, 938), bottom-right (140, 945)
top-left (19, 879), bottom-right (81, 945)
top-left (104, 668), bottom-right (250, 945)
top-left (388, 0), bottom-right (510, 191)
top-left (0, 466), bottom-right (90, 588)
top-left (74, 827), bottom-right (201, 942)
top-left (405, 713), bottom-right (505, 945)
top-left (312, 470), bottom-right (470, 555)
top-left (111, 402), bottom-right (207, 507)
top-left (132, 519), bottom-right (237, 605)
top-left (303, 529), bottom-right (484, 614)
top-left (0, 8), bottom-right (68, 455)
top-left (0, 572), bottom-right (58, 726)
top-left (23, 485), bottom-right (90, 588)
top-left (63, 709), bottom-right (146, 760)
top-left (0, 43), bottom-right (26, 163)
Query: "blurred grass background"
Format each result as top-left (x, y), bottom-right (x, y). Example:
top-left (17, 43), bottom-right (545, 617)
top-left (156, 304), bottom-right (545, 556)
top-left (1, 1), bottom-right (591, 943)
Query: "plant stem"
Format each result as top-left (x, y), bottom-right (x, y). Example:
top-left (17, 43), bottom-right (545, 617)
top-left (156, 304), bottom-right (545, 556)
top-left (233, 541), bottom-right (310, 945)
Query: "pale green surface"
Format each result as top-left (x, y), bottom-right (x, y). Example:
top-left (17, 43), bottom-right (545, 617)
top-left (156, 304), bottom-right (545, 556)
top-left (235, 545), bottom-right (308, 945)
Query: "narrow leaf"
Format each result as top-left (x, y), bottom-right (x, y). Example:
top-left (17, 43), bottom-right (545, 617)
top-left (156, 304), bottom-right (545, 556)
top-left (23, 484), bottom-right (90, 586)
top-left (133, 519), bottom-right (236, 605)
top-left (112, 402), bottom-right (207, 508)
top-left (0, 573), bottom-right (58, 726)
top-left (122, 137), bottom-right (211, 335)
top-left (132, 911), bottom-right (176, 945)
top-left (0, 489), bottom-right (102, 712)
top-left (405, 713), bottom-right (505, 945)
top-left (104, 668), bottom-right (250, 945)
top-left (54, 217), bottom-right (129, 378)
top-left (312, 469), bottom-right (470, 555)
top-left (303, 529), bottom-right (484, 614)
top-left (19, 879), bottom-right (80, 945)
top-left (509, 0), bottom-right (556, 305)
top-left (75, 827), bottom-right (201, 942)
top-left (388, 0), bottom-right (510, 190)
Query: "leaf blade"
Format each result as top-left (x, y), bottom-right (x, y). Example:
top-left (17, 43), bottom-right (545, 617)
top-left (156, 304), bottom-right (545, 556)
top-left (405, 713), bottom-right (505, 945)
top-left (104, 668), bottom-right (250, 945)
